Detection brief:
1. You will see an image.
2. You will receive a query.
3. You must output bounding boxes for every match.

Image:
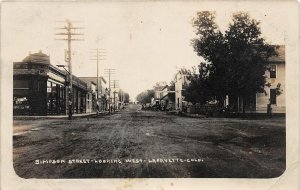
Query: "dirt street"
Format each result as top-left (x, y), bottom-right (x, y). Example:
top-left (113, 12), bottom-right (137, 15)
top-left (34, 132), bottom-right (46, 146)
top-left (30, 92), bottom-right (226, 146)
top-left (13, 104), bottom-right (285, 178)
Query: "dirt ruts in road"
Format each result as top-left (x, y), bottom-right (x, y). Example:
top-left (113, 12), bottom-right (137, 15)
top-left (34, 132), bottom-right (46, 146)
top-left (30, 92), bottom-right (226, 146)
top-left (13, 104), bottom-right (285, 178)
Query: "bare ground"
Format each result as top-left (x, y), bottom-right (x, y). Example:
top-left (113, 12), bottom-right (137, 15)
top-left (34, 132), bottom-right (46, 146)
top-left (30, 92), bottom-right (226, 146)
top-left (13, 104), bottom-right (285, 178)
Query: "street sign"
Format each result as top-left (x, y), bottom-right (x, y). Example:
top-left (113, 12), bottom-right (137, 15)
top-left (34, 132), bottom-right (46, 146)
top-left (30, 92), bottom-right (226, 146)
top-left (65, 49), bottom-right (69, 62)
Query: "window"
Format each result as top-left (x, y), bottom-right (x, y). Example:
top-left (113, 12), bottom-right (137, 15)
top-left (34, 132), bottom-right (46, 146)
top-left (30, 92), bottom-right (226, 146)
top-left (270, 89), bottom-right (277, 105)
top-left (47, 81), bottom-right (52, 111)
top-left (52, 84), bottom-right (57, 111)
top-left (270, 65), bottom-right (276, 78)
top-left (21, 64), bottom-right (28, 69)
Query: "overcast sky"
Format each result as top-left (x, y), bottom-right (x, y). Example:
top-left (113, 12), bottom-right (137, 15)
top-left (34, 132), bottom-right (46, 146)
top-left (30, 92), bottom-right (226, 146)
top-left (2, 1), bottom-right (294, 100)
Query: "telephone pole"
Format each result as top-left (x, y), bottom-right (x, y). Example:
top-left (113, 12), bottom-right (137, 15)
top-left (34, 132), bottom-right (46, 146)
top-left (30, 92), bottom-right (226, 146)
top-left (55, 20), bottom-right (84, 120)
top-left (111, 80), bottom-right (119, 112)
top-left (90, 48), bottom-right (106, 100)
top-left (104, 69), bottom-right (116, 113)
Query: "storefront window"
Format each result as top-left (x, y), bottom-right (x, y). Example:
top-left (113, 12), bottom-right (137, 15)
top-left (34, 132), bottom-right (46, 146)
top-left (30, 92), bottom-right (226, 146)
top-left (47, 81), bottom-right (52, 111)
top-left (73, 88), bottom-right (76, 113)
top-left (78, 90), bottom-right (81, 112)
top-left (47, 81), bottom-right (66, 114)
top-left (82, 93), bottom-right (86, 113)
top-left (52, 83), bottom-right (57, 113)
top-left (60, 86), bottom-right (65, 113)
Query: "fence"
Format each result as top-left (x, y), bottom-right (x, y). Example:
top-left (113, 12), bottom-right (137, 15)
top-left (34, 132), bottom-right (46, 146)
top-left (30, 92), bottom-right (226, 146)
top-left (186, 104), bottom-right (220, 116)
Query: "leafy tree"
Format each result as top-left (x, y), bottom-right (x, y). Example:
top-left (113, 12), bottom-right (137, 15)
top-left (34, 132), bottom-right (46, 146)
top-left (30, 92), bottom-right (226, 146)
top-left (190, 11), bottom-right (277, 112)
top-left (118, 89), bottom-right (130, 103)
top-left (191, 11), bottom-right (230, 102)
top-left (124, 93), bottom-right (130, 103)
top-left (118, 89), bottom-right (124, 101)
top-left (183, 63), bottom-right (212, 104)
top-left (136, 89), bottom-right (155, 104)
top-left (225, 12), bottom-right (277, 112)
top-left (153, 81), bottom-right (167, 89)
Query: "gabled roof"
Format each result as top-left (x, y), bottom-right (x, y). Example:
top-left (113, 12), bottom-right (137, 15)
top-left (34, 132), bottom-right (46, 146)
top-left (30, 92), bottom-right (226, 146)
top-left (154, 85), bottom-right (165, 91)
top-left (161, 85), bottom-right (169, 90)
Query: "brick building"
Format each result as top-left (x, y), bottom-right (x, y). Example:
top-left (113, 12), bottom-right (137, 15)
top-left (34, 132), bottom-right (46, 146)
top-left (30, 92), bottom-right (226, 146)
top-left (13, 51), bottom-right (88, 115)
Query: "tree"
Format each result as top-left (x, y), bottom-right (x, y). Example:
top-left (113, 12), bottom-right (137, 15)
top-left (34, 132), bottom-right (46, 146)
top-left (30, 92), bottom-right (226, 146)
top-left (225, 12), bottom-right (277, 112)
top-left (191, 11), bottom-right (230, 102)
top-left (190, 11), bottom-right (277, 112)
top-left (118, 89), bottom-right (130, 103)
top-left (136, 89), bottom-right (155, 104)
top-left (117, 90), bottom-right (123, 101)
top-left (124, 93), bottom-right (130, 103)
top-left (183, 63), bottom-right (212, 104)
top-left (153, 81), bottom-right (167, 89)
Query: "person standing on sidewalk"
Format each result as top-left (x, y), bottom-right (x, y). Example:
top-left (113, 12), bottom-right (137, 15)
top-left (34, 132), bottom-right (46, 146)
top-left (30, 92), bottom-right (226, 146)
top-left (96, 101), bottom-right (100, 115)
top-left (68, 100), bottom-right (72, 120)
top-left (267, 99), bottom-right (272, 118)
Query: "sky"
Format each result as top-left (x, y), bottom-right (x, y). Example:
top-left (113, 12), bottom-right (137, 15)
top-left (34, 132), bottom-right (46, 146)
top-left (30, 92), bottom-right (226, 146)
top-left (1, 1), bottom-right (293, 100)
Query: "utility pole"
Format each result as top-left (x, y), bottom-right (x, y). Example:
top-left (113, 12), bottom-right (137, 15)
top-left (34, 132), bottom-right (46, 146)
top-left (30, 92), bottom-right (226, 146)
top-left (112, 80), bottom-right (119, 112)
top-left (90, 48), bottom-right (106, 100)
top-left (55, 20), bottom-right (84, 120)
top-left (104, 69), bottom-right (116, 113)
top-left (113, 81), bottom-right (116, 112)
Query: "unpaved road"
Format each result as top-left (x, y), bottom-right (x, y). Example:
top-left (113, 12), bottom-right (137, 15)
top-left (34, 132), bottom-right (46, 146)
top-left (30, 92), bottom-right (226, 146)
top-left (13, 104), bottom-right (285, 178)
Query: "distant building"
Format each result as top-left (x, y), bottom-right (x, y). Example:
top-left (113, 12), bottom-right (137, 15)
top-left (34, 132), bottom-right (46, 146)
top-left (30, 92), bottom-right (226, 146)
top-left (13, 51), bottom-right (88, 115)
top-left (78, 79), bottom-right (96, 113)
top-left (79, 77), bottom-right (108, 112)
top-left (153, 84), bottom-right (167, 108)
top-left (154, 86), bottom-right (164, 100)
top-left (174, 70), bottom-right (190, 111)
top-left (160, 85), bottom-right (175, 110)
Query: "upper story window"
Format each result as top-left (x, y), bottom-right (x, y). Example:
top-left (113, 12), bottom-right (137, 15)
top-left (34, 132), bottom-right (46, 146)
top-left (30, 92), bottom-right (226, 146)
top-left (14, 63), bottom-right (30, 69)
top-left (270, 65), bottom-right (276, 78)
top-left (21, 64), bottom-right (28, 69)
top-left (14, 64), bottom-right (21, 69)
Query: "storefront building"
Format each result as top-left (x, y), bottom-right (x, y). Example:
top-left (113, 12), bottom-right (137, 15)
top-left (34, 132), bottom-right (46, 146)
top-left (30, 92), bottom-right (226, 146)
top-left (79, 77), bottom-right (108, 112)
top-left (13, 51), bottom-right (87, 115)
